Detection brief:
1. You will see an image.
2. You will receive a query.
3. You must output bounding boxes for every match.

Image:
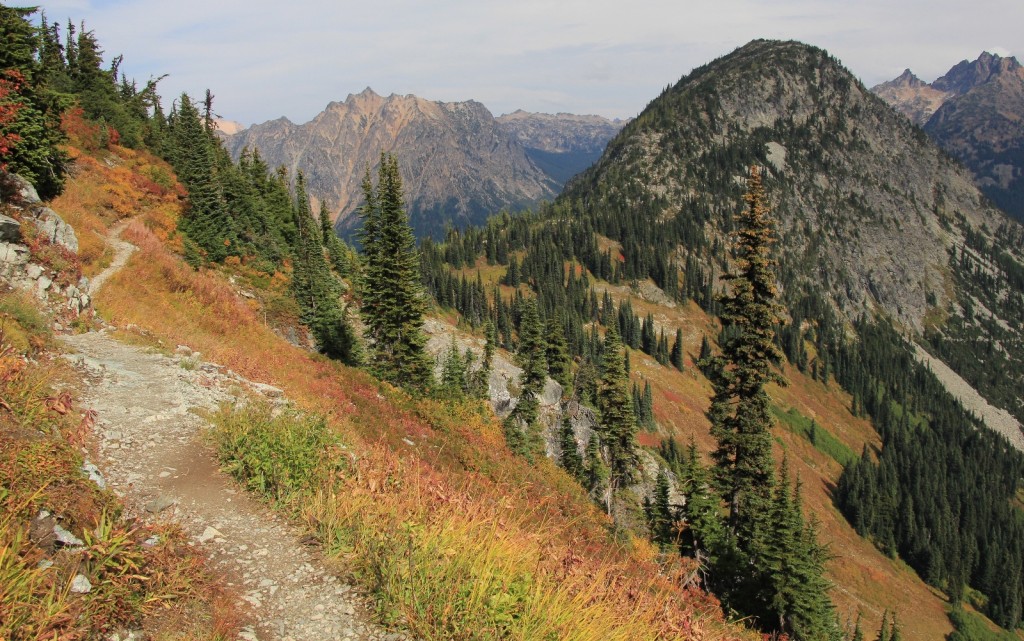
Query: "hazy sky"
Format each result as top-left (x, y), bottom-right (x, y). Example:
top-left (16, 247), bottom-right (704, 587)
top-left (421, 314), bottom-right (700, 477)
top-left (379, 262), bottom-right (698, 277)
top-left (34, 0), bottom-right (1023, 126)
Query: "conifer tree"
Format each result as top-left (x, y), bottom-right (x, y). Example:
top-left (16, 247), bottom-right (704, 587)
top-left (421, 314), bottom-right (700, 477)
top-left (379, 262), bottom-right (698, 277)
top-left (357, 154), bottom-right (432, 390)
top-left (439, 335), bottom-right (468, 399)
top-left (171, 92), bottom-right (232, 262)
top-left (503, 297), bottom-right (547, 459)
top-left (546, 311), bottom-right (573, 391)
top-left (291, 173), bottom-right (359, 364)
top-left (706, 166), bottom-right (783, 537)
top-left (667, 323), bottom-right (684, 368)
top-left (646, 468), bottom-right (674, 547)
top-left (558, 411), bottom-right (583, 481)
top-left (597, 323), bottom-right (638, 504)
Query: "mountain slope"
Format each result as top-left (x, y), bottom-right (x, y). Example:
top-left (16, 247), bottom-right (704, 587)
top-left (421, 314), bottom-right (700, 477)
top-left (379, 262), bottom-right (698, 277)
top-left (874, 53), bottom-right (1024, 222)
top-left (223, 89), bottom-right (558, 238)
top-left (566, 39), bottom-right (1012, 332)
top-left (540, 38), bottom-right (1024, 633)
top-left (496, 110), bottom-right (626, 185)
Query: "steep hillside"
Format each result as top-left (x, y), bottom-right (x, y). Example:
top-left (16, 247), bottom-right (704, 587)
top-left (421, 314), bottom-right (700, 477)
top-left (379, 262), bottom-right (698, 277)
top-left (567, 40), bottom-right (1013, 330)
top-left (874, 53), bottom-right (1024, 222)
top-left (558, 40), bottom-right (1024, 424)
top-left (496, 110), bottom-right (625, 184)
top-left (223, 89), bottom-right (558, 238)
top-left (415, 38), bottom-right (1024, 637)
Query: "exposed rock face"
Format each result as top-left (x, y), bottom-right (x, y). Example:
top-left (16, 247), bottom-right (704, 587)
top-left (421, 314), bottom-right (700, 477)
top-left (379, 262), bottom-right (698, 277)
top-left (873, 53), bottom-right (1024, 222)
top-left (871, 69), bottom-right (951, 125)
top-left (562, 39), bottom-right (1015, 332)
top-left (223, 88), bottom-right (558, 238)
top-left (496, 111), bottom-right (626, 185)
top-left (0, 171), bottom-right (89, 314)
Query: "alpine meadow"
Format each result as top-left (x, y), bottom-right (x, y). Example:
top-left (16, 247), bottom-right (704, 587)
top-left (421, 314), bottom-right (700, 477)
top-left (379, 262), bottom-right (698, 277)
top-left (1, 4), bottom-right (1023, 641)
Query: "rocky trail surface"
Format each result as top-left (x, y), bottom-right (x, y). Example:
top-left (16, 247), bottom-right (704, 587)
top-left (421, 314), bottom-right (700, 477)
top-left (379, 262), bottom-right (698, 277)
top-left (60, 232), bottom-right (405, 641)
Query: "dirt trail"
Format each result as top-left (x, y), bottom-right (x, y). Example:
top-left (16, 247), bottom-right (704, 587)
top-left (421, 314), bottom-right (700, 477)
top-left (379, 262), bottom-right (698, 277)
top-left (86, 221), bottom-right (136, 297)
top-left (61, 233), bottom-right (404, 641)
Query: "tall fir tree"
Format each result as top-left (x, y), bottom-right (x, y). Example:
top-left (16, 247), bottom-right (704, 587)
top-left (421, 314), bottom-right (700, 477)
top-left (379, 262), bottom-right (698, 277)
top-left (670, 327), bottom-right (685, 370)
top-left (357, 153), bottom-right (432, 391)
top-left (545, 310), bottom-right (573, 392)
top-left (503, 297), bottom-right (547, 459)
top-left (171, 92), bottom-right (232, 262)
top-left (558, 411), bottom-right (583, 481)
top-left (291, 172), bottom-right (359, 364)
top-left (597, 323), bottom-right (638, 509)
top-left (706, 165), bottom-right (783, 537)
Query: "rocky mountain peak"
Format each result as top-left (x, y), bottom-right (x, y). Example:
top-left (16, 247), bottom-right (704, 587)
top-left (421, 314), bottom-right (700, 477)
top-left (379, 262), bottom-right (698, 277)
top-left (932, 51), bottom-right (1021, 94)
top-left (223, 91), bottom-right (557, 238)
top-left (563, 38), bottom-right (1013, 331)
top-left (874, 52), bottom-right (1024, 222)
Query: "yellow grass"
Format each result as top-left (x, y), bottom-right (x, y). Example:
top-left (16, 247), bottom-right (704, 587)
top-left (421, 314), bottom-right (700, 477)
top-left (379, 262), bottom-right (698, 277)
top-left (86, 150), bottom-right (749, 641)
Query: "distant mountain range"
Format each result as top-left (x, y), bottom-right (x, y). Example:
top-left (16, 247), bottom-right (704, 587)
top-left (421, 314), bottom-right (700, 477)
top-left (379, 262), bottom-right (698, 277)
top-left (222, 90), bottom-right (623, 238)
top-left (872, 53), bottom-right (1024, 221)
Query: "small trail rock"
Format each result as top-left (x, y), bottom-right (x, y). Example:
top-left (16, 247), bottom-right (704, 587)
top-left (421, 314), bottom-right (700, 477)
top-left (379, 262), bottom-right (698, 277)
top-left (62, 331), bottom-right (407, 641)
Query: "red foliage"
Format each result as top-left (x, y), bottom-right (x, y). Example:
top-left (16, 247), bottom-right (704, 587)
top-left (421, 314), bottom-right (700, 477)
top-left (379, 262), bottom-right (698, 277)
top-left (0, 69), bottom-right (26, 167)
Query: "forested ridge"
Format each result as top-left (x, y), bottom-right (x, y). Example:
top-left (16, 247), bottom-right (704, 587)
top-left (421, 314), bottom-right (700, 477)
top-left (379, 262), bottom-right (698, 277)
top-left (416, 40), bottom-right (1024, 638)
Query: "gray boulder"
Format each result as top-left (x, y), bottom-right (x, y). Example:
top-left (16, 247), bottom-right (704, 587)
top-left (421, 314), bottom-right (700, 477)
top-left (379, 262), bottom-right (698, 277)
top-left (0, 214), bottom-right (21, 242)
top-left (0, 241), bottom-right (29, 266)
top-left (32, 207), bottom-right (78, 253)
top-left (1, 171), bottom-right (40, 206)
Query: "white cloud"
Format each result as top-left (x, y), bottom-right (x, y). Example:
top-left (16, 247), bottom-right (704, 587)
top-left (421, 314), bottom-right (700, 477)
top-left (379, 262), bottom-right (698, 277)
top-left (35, 0), bottom-right (1023, 124)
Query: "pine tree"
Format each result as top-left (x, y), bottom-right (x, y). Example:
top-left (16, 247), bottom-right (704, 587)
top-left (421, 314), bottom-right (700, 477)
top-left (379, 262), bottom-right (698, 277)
top-left (439, 335), bottom-right (468, 399)
top-left (171, 92), bottom-right (232, 262)
top-left (762, 459), bottom-right (837, 640)
top-left (357, 154), bottom-right (432, 391)
top-left (597, 323), bottom-right (638, 506)
top-left (291, 173), bottom-right (359, 364)
top-left (647, 468), bottom-right (674, 547)
top-left (680, 441), bottom-right (726, 559)
top-left (546, 311), bottom-right (573, 392)
top-left (670, 327), bottom-right (684, 370)
top-left (503, 297), bottom-right (547, 459)
top-left (558, 411), bottom-right (583, 481)
top-left (706, 166), bottom-right (783, 538)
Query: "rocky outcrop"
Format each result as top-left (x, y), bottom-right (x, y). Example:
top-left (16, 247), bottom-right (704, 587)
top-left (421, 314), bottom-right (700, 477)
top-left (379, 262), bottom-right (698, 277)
top-left (223, 89), bottom-right (559, 238)
top-left (0, 171), bottom-right (90, 315)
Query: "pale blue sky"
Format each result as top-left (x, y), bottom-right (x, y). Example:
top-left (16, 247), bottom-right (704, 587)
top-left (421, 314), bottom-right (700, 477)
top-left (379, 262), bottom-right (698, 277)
top-left (35, 0), bottom-right (1024, 127)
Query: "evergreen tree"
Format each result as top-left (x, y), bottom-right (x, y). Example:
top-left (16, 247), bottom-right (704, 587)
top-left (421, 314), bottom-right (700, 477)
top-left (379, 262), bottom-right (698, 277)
top-left (584, 433), bottom-right (609, 497)
top-left (357, 154), bottom-right (432, 391)
top-left (646, 468), bottom-right (674, 547)
top-left (680, 441), bottom-right (726, 560)
top-left (762, 459), bottom-right (837, 639)
top-left (546, 311), bottom-right (573, 392)
top-left (291, 173), bottom-right (359, 364)
top-left (439, 335), bottom-right (468, 399)
top-left (0, 5), bottom-right (67, 197)
top-left (503, 297), bottom-right (547, 459)
top-left (597, 323), bottom-right (638, 506)
top-left (558, 411), bottom-right (583, 481)
top-left (706, 166), bottom-right (783, 537)
top-left (171, 92), bottom-right (232, 262)
top-left (671, 327), bottom-right (684, 370)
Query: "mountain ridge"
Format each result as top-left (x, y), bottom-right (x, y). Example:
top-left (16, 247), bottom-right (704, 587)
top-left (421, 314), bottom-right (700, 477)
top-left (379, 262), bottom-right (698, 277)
top-left (873, 52), bottom-right (1024, 221)
top-left (223, 88), bottom-right (559, 238)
